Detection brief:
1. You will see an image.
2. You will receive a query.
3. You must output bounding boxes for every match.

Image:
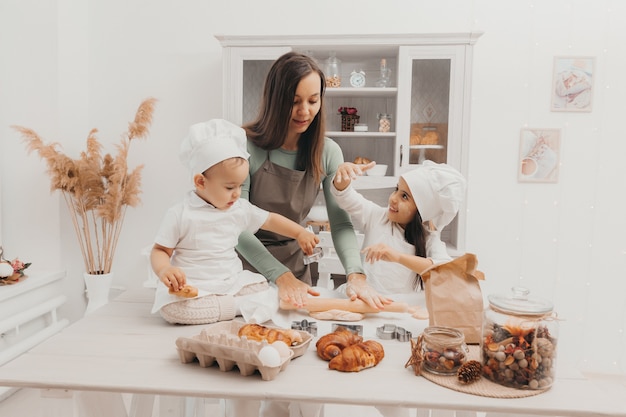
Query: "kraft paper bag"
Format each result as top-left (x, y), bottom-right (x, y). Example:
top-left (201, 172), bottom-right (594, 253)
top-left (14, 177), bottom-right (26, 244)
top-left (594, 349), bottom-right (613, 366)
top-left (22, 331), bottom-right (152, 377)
top-left (421, 253), bottom-right (485, 344)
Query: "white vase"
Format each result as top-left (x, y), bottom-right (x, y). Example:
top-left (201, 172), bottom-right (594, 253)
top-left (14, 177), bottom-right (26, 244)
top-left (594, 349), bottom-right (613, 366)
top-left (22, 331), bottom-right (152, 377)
top-left (83, 272), bottom-right (113, 315)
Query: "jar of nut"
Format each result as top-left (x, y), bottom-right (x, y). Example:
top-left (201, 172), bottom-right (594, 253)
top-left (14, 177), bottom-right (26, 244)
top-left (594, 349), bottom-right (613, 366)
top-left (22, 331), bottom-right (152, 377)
top-left (325, 51), bottom-right (342, 88)
top-left (420, 326), bottom-right (468, 375)
top-left (482, 287), bottom-right (558, 390)
top-left (377, 113), bottom-right (392, 132)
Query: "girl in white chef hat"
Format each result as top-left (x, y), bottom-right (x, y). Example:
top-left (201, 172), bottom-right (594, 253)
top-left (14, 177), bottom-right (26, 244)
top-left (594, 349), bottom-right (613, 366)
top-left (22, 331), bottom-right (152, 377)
top-left (332, 160), bottom-right (467, 297)
top-left (330, 161), bottom-right (467, 417)
top-left (150, 119), bottom-right (319, 325)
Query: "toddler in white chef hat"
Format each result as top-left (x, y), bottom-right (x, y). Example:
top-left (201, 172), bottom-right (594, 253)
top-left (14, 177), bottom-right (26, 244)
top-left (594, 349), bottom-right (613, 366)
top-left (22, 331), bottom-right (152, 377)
top-left (150, 119), bottom-right (319, 325)
top-left (401, 160), bottom-right (467, 231)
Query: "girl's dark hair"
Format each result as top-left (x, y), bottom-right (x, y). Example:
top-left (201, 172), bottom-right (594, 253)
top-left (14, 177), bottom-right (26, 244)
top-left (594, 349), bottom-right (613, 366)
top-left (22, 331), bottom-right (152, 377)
top-left (404, 209), bottom-right (427, 290)
top-left (243, 52), bottom-right (327, 183)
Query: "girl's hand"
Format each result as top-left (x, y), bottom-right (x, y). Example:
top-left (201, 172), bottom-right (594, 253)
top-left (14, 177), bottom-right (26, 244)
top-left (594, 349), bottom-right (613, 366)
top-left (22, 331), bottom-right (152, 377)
top-left (361, 243), bottom-right (401, 264)
top-left (276, 272), bottom-right (320, 308)
top-left (333, 161), bottom-right (377, 191)
top-left (345, 273), bottom-right (393, 310)
top-left (296, 228), bottom-right (320, 255)
top-left (158, 266), bottom-right (186, 292)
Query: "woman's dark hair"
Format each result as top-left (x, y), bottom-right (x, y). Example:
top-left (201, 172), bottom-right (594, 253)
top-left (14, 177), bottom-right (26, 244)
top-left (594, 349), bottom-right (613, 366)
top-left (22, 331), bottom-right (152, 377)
top-left (243, 52), bottom-right (327, 183)
top-left (404, 209), bottom-right (427, 290)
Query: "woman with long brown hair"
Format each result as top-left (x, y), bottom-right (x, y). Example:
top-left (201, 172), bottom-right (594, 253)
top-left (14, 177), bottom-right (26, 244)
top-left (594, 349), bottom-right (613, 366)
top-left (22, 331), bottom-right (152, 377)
top-left (236, 51), bottom-right (391, 311)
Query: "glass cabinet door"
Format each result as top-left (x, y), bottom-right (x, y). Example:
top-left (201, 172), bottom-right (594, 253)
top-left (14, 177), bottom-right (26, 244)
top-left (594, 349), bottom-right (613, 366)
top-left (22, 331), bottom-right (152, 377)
top-left (396, 45), bottom-right (471, 252)
top-left (220, 46), bottom-right (291, 125)
top-left (396, 45), bottom-right (468, 173)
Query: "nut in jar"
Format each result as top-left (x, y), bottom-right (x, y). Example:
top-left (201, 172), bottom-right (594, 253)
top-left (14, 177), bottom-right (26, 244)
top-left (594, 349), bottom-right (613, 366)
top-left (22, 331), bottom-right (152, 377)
top-left (419, 326), bottom-right (468, 375)
top-left (482, 287), bottom-right (558, 390)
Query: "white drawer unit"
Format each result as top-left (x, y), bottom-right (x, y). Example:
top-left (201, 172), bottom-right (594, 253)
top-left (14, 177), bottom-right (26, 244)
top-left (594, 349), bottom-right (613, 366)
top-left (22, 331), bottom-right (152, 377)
top-left (0, 270), bottom-right (68, 401)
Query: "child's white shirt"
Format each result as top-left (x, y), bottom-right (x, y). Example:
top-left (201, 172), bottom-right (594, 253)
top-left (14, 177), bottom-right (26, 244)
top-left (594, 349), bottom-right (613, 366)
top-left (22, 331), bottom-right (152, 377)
top-left (331, 182), bottom-right (451, 295)
top-left (151, 191), bottom-right (269, 313)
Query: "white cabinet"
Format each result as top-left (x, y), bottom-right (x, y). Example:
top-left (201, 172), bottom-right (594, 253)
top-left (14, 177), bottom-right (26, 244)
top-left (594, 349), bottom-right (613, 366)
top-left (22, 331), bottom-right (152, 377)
top-left (0, 270), bottom-right (68, 401)
top-left (216, 33), bottom-right (481, 253)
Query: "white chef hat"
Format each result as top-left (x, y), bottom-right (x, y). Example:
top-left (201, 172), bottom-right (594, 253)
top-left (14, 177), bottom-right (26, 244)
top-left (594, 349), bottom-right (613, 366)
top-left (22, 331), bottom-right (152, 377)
top-left (179, 119), bottom-right (250, 176)
top-left (400, 160), bottom-right (467, 230)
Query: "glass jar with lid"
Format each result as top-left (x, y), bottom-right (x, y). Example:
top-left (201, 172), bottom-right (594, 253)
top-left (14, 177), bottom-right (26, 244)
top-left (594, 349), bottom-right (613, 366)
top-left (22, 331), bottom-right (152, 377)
top-left (482, 287), bottom-right (558, 390)
top-left (420, 326), bottom-right (469, 375)
top-left (377, 113), bottom-right (392, 132)
top-left (324, 51), bottom-right (342, 88)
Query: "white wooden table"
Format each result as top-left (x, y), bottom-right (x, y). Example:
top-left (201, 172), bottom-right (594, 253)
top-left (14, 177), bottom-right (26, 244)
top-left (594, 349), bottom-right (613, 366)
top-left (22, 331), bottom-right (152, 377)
top-left (0, 288), bottom-right (624, 417)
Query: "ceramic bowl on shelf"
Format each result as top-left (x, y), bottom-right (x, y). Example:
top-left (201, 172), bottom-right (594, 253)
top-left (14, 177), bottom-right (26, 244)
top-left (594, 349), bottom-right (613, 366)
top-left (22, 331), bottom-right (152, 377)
top-left (366, 164), bottom-right (388, 177)
top-left (307, 205), bottom-right (329, 222)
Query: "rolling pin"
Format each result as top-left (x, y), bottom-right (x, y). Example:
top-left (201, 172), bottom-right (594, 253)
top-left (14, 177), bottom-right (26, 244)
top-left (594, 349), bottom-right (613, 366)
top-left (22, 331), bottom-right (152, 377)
top-left (279, 297), bottom-right (409, 314)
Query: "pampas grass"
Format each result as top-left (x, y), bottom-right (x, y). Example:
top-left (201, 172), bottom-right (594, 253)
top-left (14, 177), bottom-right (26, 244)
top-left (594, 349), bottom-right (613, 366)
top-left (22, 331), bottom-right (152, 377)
top-left (12, 98), bottom-right (157, 275)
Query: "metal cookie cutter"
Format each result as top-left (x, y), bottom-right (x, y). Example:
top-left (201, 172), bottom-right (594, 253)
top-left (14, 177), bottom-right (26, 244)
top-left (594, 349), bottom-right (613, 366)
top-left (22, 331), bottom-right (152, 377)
top-left (376, 323), bottom-right (412, 342)
top-left (291, 319), bottom-right (318, 336)
top-left (331, 323), bottom-right (363, 336)
top-left (303, 247), bottom-right (323, 265)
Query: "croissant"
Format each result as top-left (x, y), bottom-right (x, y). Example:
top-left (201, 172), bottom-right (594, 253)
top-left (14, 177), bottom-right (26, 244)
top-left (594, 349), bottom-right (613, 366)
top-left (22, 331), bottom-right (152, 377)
top-left (238, 324), bottom-right (303, 346)
top-left (328, 340), bottom-right (385, 372)
top-left (315, 327), bottom-right (363, 361)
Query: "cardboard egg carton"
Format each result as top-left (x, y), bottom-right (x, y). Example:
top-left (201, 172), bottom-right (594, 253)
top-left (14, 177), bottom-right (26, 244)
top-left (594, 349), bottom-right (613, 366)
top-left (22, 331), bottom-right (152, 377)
top-left (175, 320), bottom-right (312, 381)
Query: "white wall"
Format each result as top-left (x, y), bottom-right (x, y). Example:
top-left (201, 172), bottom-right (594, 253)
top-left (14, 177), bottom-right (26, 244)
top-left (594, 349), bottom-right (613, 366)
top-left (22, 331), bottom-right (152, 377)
top-left (1, 0), bottom-right (624, 375)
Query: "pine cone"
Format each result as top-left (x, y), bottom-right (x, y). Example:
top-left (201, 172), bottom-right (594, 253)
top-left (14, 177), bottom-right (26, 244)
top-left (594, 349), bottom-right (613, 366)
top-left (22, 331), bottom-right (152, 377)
top-left (457, 360), bottom-right (482, 384)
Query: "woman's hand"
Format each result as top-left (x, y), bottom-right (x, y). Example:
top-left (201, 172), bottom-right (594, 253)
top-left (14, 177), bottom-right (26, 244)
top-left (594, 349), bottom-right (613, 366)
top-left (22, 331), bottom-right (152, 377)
top-left (296, 228), bottom-right (320, 255)
top-left (345, 273), bottom-right (393, 310)
top-left (333, 161), bottom-right (377, 191)
top-left (362, 243), bottom-right (400, 264)
top-left (275, 272), bottom-right (320, 308)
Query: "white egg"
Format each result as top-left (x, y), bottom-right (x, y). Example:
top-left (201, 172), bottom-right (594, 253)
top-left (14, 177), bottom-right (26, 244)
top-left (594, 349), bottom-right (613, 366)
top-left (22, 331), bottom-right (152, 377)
top-left (258, 345), bottom-right (282, 367)
top-left (271, 341), bottom-right (291, 359)
top-left (0, 262), bottom-right (14, 277)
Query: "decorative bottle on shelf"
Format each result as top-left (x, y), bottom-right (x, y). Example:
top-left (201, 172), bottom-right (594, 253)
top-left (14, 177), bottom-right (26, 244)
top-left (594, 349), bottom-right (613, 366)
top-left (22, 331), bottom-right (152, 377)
top-left (375, 58), bottom-right (391, 88)
top-left (325, 51), bottom-right (342, 88)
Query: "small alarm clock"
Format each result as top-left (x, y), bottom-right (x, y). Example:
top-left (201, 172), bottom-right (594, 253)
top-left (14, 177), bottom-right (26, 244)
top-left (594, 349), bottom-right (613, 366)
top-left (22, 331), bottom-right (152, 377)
top-left (349, 70), bottom-right (366, 88)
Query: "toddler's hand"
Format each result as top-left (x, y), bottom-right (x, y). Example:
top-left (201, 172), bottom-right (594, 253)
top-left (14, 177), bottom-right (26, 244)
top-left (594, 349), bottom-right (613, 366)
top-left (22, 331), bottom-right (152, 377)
top-left (158, 266), bottom-right (186, 292)
top-left (297, 228), bottom-right (320, 255)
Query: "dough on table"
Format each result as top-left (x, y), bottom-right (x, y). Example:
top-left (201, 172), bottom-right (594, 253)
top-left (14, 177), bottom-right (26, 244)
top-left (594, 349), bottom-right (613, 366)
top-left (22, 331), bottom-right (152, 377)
top-left (309, 309), bottom-right (364, 321)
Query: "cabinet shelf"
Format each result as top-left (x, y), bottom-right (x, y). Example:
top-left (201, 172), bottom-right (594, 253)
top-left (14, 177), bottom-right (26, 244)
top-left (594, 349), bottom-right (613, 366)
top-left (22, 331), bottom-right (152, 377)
top-left (327, 131), bottom-right (395, 138)
top-left (325, 87), bottom-right (397, 97)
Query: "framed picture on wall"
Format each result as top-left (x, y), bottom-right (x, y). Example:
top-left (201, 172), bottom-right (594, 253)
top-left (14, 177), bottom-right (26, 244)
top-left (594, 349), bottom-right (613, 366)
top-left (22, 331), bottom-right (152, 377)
top-left (518, 128), bottom-right (561, 183)
top-left (550, 56), bottom-right (595, 112)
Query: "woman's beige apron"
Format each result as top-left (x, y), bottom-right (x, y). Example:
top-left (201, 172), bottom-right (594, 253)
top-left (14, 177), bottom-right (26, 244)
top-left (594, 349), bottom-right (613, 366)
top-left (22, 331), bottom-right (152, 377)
top-left (241, 155), bottom-right (319, 285)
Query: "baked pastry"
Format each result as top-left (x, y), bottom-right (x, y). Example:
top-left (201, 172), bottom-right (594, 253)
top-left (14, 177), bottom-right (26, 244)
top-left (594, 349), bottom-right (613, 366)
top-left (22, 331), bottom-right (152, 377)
top-left (169, 284), bottom-right (198, 298)
top-left (315, 326), bottom-right (363, 361)
top-left (421, 131), bottom-right (439, 145)
top-left (309, 309), bottom-right (364, 322)
top-left (353, 156), bottom-right (372, 165)
top-left (238, 323), bottom-right (303, 346)
top-left (328, 340), bottom-right (385, 372)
